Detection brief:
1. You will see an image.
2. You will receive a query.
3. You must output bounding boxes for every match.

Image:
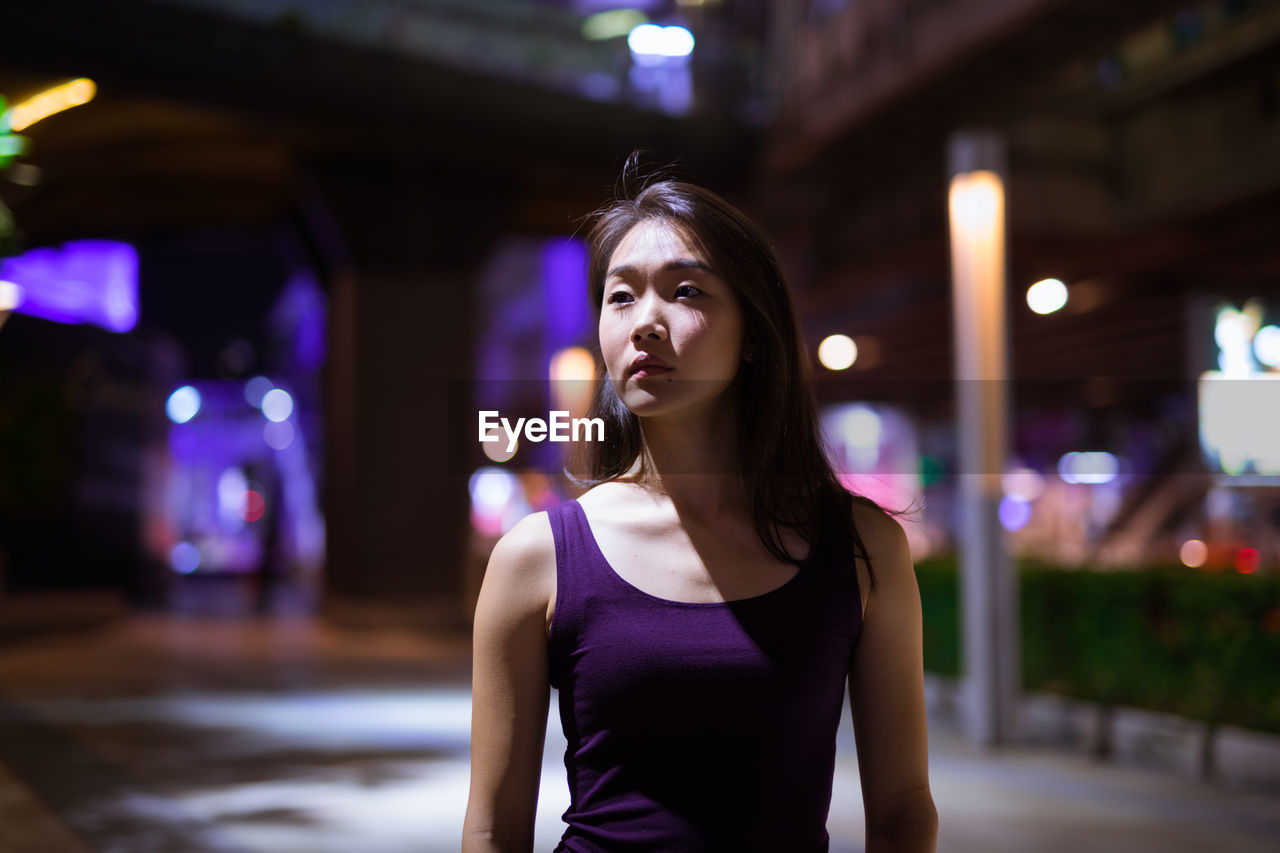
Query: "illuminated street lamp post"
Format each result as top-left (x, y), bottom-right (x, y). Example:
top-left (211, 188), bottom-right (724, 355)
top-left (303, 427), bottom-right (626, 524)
top-left (947, 130), bottom-right (1019, 747)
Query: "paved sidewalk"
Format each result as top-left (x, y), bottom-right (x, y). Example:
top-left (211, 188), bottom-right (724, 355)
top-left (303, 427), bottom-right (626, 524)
top-left (0, 616), bottom-right (1276, 852)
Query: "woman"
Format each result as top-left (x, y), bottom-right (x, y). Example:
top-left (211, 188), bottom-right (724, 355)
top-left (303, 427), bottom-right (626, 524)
top-left (463, 164), bottom-right (937, 852)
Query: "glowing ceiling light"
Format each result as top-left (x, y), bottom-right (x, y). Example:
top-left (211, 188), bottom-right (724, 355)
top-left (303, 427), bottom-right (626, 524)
top-left (1027, 278), bottom-right (1068, 315)
top-left (628, 23), bottom-right (695, 58)
top-left (818, 334), bottom-right (857, 370)
top-left (583, 9), bottom-right (647, 41)
top-left (8, 78), bottom-right (97, 132)
top-left (166, 385), bottom-right (201, 424)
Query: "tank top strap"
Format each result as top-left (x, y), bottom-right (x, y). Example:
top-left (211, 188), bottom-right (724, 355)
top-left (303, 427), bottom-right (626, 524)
top-left (548, 498), bottom-right (611, 584)
top-left (546, 498), bottom-right (609, 679)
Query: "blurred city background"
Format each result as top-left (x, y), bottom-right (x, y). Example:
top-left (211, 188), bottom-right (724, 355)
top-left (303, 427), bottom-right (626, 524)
top-left (1, 0), bottom-right (1279, 850)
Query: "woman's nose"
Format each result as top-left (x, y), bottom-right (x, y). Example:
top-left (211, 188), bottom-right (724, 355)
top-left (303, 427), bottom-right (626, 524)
top-left (631, 293), bottom-right (666, 341)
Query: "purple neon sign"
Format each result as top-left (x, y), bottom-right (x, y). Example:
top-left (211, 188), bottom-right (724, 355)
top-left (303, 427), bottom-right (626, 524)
top-left (0, 240), bottom-right (138, 332)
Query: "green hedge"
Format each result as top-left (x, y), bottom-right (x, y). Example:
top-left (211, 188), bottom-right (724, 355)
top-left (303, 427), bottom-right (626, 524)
top-left (914, 558), bottom-right (1280, 734)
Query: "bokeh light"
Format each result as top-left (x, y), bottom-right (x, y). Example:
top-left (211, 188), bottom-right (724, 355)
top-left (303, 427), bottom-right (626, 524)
top-left (469, 467), bottom-right (521, 535)
top-left (628, 23), bottom-right (695, 59)
top-left (0, 280), bottom-right (24, 311)
top-left (818, 334), bottom-right (858, 370)
top-left (549, 346), bottom-right (595, 382)
top-left (217, 467), bottom-right (249, 528)
top-left (830, 404), bottom-right (882, 471)
top-left (1058, 451), bottom-right (1118, 484)
top-left (0, 241), bottom-right (138, 332)
top-left (8, 78), bottom-right (97, 132)
top-left (1027, 278), bottom-right (1068, 314)
top-left (263, 420), bottom-right (294, 451)
top-left (948, 170), bottom-right (1002, 232)
top-left (1254, 324), bottom-right (1280, 368)
top-left (1179, 539), bottom-right (1208, 568)
top-left (920, 454), bottom-right (945, 487)
top-left (1235, 547), bottom-right (1259, 574)
top-left (583, 8), bottom-right (647, 41)
top-left (841, 406), bottom-right (881, 450)
top-left (166, 385), bottom-right (201, 424)
top-left (244, 375), bottom-right (274, 408)
top-left (261, 388), bottom-right (294, 422)
top-left (549, 346), bottom-right (596, 418)
top-left (482, 433), bottom-right (517, 463)
top-left (470, 467), bottom-right (516, 514)
top-left (169, 541), bottom-right (200, 574)
top-left (1002, 466), bottom-right (1046, 501)
top-left (998, 494), bottom-right (1032, 531)
top-left (243, 490), bottom-right (266, 523)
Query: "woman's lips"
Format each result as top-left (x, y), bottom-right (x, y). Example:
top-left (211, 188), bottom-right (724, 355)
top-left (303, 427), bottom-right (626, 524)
top-left (630, 366), bottom-right (673, 378)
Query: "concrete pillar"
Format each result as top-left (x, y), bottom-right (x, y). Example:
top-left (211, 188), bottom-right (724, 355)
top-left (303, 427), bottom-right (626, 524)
top-left (324, 265), bottom-right (477, 629)
top-left (314, 161), bottom-right (504, 630)
top-left (947, 129), bottom-right (1019, 746)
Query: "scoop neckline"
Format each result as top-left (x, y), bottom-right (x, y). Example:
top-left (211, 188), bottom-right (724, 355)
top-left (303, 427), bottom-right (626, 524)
top-left (567, 498), bottom-right (820, 608)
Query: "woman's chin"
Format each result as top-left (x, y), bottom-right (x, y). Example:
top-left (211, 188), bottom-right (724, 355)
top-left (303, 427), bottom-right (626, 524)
top-left (622, 395), bottom-right (728, 423)
top-left (620, 395), bottom-right (676, 418)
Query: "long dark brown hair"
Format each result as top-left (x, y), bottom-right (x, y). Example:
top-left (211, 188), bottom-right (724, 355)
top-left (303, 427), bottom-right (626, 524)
top-left (567, 156), bottom-right (882, 588)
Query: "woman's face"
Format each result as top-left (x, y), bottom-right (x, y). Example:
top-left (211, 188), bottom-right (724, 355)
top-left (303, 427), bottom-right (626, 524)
top-left (599, 219), bottom-right (746, 420)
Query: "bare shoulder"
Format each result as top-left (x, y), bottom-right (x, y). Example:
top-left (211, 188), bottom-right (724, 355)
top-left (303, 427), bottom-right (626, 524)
top-left (849, 497), bottom-right (915, 611)
top-left (479, 509), bottom-right (556, 622)
top-left (850, 498), bottom-right (911, 566)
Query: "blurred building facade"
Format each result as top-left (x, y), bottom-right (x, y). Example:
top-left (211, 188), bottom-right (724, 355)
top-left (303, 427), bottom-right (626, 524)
top-left (1, 0), bottom-right (1278, 634)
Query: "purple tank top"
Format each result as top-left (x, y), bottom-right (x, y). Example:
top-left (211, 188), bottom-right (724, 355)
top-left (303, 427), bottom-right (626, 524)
top-left (546, 495), bottom-right (863, 852)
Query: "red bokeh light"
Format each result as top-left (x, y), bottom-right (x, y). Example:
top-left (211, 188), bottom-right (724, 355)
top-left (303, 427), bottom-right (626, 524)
top-left (243, 490), bottom-right (266, 523)
top-left (1235, 547), bottom-right (1259, 575)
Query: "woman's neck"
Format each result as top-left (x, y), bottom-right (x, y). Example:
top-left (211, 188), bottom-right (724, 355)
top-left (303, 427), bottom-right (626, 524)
top-left (624, 395), bottom-right (749, 522)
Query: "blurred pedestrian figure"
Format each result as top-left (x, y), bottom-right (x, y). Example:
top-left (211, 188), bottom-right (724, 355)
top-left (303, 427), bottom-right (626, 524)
top-left (247, 461), bottom-right (282, 616)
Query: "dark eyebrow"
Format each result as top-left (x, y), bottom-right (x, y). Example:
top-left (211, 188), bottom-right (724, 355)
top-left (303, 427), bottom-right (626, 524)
top-left (606, 259), bottom-right (717, 280)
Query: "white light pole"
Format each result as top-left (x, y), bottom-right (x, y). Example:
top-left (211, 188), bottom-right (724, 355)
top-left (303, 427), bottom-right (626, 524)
top-left (947, 130), bottom-right (1019, 747)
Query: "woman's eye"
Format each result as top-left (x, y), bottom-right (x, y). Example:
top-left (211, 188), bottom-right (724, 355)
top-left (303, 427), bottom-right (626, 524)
top-left (675, 284), bottom-right (701, 298)
top-left (607, 291), bottom-right (632, 305)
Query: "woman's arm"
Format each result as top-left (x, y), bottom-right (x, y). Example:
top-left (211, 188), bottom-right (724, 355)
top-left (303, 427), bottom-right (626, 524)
top-left (462, 512), bottom-right (556, 853)
top-left (848, 506), bottom-right (938, 853)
